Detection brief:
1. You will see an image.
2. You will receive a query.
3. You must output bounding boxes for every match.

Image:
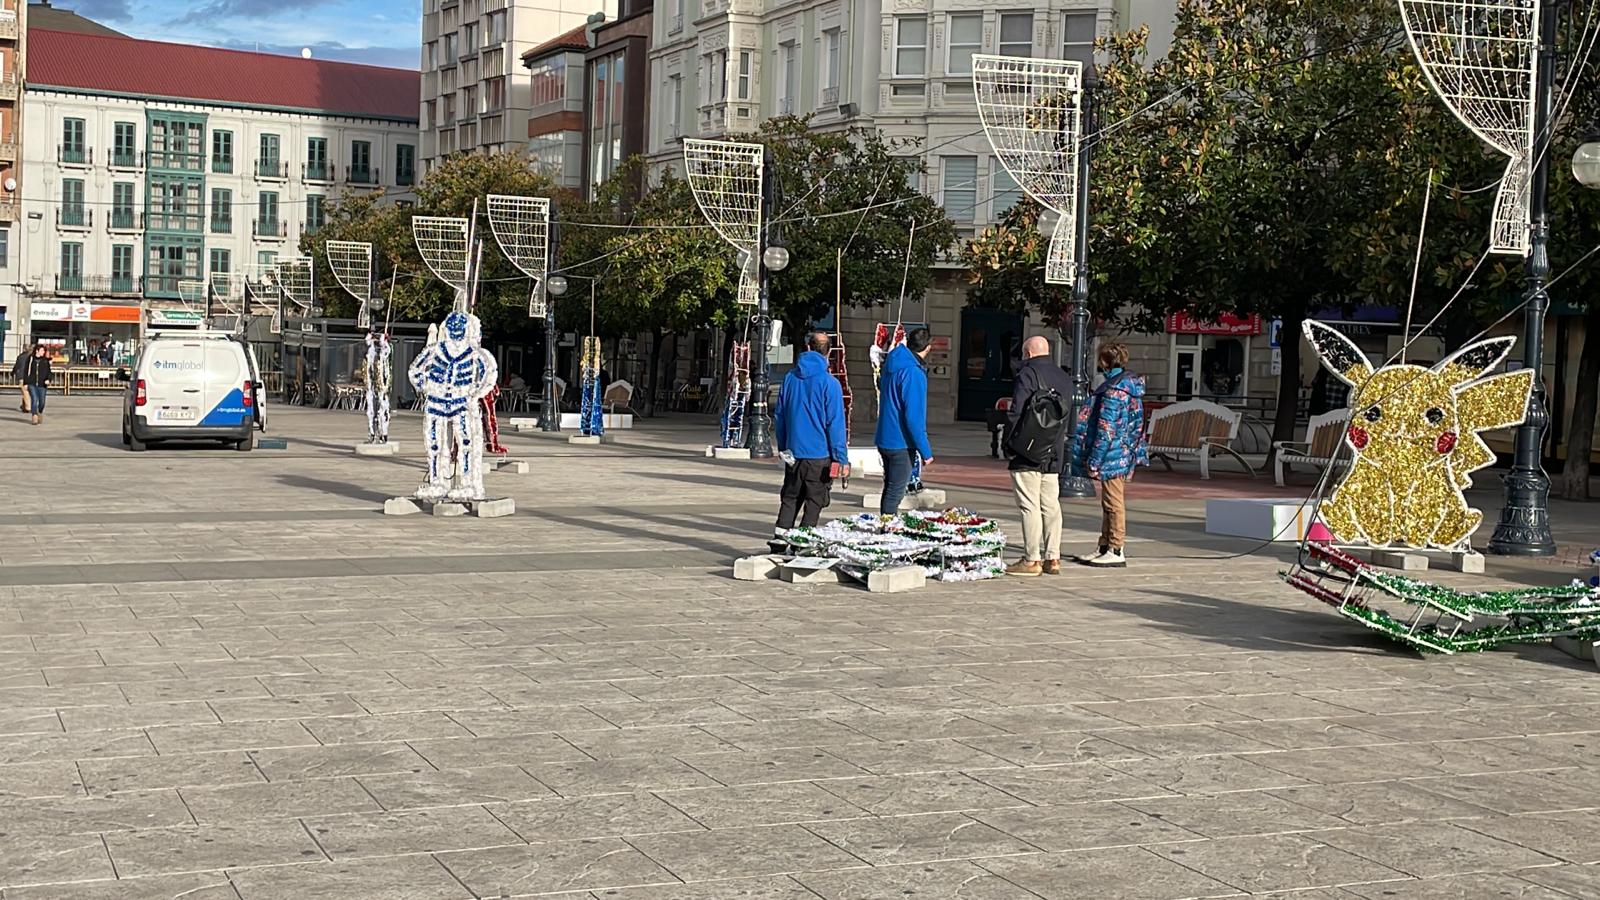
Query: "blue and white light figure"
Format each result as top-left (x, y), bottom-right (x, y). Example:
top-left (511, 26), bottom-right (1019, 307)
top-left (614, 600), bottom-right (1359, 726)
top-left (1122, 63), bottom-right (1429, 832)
top-left (580, 336), bottom-right (603, 437)
top-left (408, 311), bottom-right (499, 502)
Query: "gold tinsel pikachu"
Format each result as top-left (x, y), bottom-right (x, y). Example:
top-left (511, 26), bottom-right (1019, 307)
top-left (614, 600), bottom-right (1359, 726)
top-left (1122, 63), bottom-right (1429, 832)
top-left (1303, 321), bottom-right (1534, 550)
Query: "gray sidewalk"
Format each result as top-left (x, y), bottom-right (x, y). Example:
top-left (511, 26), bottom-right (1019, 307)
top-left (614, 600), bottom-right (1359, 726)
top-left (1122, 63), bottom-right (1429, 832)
top-left (0, 397), bottom-right (1596, 899)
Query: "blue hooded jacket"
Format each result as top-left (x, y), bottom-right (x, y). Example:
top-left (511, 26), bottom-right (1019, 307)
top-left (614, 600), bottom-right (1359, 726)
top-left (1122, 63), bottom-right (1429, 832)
top-left (775, 350), bottom-right (849, 462)
top-left (1071, 369), bottom-right (1150, 479)
top-left (873, 343), bottom-right (933, 460)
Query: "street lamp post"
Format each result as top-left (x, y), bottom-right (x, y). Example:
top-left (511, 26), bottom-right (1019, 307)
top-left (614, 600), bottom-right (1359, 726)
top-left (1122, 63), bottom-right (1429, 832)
top-left (746, 154), bottom-right (788, 459)
top-left (542, 269), bottom-right (568, 433)
top-left (1060, 75), bottom-right (1098, 500)
top-left (1488, 0), bottom-right (1558, 556)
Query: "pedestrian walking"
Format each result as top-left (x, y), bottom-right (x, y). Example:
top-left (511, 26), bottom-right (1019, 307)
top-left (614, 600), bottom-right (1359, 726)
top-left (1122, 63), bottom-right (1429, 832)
top-left (771, 333), bottom-right (851, 548)
top-left (12, 343), bottom-right (32, 413)
top-left (1003, 336), bottom-right (1073, 576)
top-left (1072, 342), bottom-right (1148, 567)
top-left (873, 327), bottom-right (934, 515)
top-left (21, 344), bottom-right (53, 426)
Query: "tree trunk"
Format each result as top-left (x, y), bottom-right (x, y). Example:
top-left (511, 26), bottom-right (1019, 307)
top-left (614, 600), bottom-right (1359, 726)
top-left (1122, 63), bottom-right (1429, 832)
top-left (643, 327), bottom-right (665, 418)
top-left (1558, 304), bottom-right (1600, 500)
top-left (1269, 306), bottom-right (1306, 465)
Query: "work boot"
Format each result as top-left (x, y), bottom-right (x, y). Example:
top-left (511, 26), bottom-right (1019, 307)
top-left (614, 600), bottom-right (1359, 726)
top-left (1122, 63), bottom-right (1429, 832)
top-left (1041, 559), bottom-right (1062, 575)
top-left (1084, 548), bottom-right (1127, 568)
top-left (1005, 559), bottom-right (1043, 577)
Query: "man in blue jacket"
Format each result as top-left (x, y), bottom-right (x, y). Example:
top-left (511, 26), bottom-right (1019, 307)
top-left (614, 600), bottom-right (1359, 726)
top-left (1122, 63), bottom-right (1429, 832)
top-left (773, 333), bottom-right (851, 539)
top-left (874, 327), bottom-right (935, 514)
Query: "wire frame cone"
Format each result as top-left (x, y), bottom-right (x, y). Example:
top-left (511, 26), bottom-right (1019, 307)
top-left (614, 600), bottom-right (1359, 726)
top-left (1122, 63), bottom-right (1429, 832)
top-left (325, 241), bottom-right (373, 305)
top-left (486, 194), bottom-right (552, 318)
top-left (973, 54), bottom-right (1084, 284)
top-left (412, 216), bottom-right (472, 300)
top-left (1399, 0), bottom-right (1538, 256)
top-left (684, 138), bottom-right (764, 306)
top-left (273, 257), bottom-right (316, 311)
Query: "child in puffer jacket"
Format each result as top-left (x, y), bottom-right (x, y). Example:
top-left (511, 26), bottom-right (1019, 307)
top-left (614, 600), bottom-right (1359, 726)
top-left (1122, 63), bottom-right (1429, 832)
top-left (1071, 342), bottom-right (1149, 567)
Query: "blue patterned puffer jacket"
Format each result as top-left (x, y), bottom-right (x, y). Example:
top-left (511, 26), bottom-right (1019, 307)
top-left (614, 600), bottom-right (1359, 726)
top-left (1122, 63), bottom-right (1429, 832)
top-left (1071, 371), bottom-right (1150, 479)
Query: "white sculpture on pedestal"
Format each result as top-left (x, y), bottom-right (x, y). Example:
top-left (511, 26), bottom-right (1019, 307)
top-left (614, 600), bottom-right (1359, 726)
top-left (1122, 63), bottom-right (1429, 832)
top-left (408, 311), bottom-right (498, 502)
top-left (364, 331), bottom-right (393, 444)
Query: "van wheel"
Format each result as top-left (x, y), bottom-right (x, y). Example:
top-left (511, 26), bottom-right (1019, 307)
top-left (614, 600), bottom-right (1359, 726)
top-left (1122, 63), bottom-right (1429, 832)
top-left (121, 426), bottom-right (131, 446)
top-left (233, 434), bottom-right (254, 452)
top-left (128, 434), bottom-right (147, 452)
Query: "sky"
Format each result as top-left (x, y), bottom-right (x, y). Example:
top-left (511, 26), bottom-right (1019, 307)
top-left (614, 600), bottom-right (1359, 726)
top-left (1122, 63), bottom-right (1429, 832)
top-left (48, 0), bottom-right (421, 69)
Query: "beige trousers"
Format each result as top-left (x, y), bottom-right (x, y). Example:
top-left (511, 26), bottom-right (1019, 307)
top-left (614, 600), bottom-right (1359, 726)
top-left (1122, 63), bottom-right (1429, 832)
top-left (1099, 475), bottom-right (1128, 550)
top-left (1011, 470), bottom-right (1062, 562)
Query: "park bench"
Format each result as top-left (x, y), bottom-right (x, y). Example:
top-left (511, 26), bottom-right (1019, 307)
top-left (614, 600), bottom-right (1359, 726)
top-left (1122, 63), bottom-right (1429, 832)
top-left (1272, 408), bottom-right (1351, 487)
top-left (1145, 398), bottom-right (1254, 479)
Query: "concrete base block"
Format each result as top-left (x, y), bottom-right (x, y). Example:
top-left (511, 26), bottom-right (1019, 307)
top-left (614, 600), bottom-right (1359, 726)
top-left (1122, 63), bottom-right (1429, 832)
top-left (382, 497), bottom-right (421, 516)
top-left (569, 434), bottom-right (612, 445)
top-left (472, 498), bottom-right (516, 518)
top-left (257, 437), bottom-right (288, 450)
top-left (1446, 551), bottom-right (1486, 574)
top-left (492, 460), bottom-right (530, 474)
top-left (847, 447), bottom-right (882, 476)
top-left (355, 442), bottom-right (399, 456)
top-left (1553, 635), bottom-right (1596, 662)
top-left (734, 555), bottom-right (785, 581)
top-left (1371, 550), bottom-right (1429, 572)
top-left (561, 412), bottom-right (633, 430)
top-left (507, 417), bottom-right (539, 431)
top-left (863, 489), bottom-right (948, 512)
top-left (1204, 497), bottom-right (1315, 542)
top-left (430, 502), bottom-right (469, 518)
top-left (867, 565), bottom-right (926, 593)
top-left (780, 562), bottom-right (844, 584)
top-left (712, 446), bottom-right (752, 460)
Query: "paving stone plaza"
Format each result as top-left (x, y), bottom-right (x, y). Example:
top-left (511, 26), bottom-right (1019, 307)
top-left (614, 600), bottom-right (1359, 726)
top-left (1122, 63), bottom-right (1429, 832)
top-left (2, 397), bottom-right (1598, 899)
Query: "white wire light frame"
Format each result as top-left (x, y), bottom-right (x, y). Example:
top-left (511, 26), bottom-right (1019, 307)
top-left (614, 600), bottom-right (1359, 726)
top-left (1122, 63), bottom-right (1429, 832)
top-left (273, 257), bottom-right (316, 312)
top-left (324, 241), bottom-right (373, 327)
top-left (683, 139), bottom-right (764, 306)
top-left (412, 217), bottom-right (472, 304)
top-left (1399, 0), bottom-right (1538, 256)
top-left (973, 54), bottom-right (1084, 285)
top-left (486, 195), bottom-right (552, 318)
top-left (208, 272), bottom-right (246, 318)
top-left (177, 279), bottom-right (208, 313)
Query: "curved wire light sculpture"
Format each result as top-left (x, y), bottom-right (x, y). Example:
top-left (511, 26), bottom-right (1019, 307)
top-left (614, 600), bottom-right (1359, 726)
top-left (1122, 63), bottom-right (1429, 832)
top-left (683, 138), bottom-right (764, 306)
top-left (413, 216), bottom-right (472, 308)
top-left (973, 54), bottom-right (1084, 285)
top-left (325, 241), bottom-right (374, 327)
top-left (1399, 0), bottom-right (1538, 256)
top-left (485, 195), bottom-right (552, 318)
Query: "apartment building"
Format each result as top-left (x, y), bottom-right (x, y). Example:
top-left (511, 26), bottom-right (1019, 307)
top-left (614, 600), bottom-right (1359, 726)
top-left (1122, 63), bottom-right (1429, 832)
top-left (13, 28), bottom-right (418, 362)
top-left (421, 0), bottom-right (618, 173)
top-left (0, 0), bottom-right (24, 354)
top-left (643, 0), bottom-right (1178, 421)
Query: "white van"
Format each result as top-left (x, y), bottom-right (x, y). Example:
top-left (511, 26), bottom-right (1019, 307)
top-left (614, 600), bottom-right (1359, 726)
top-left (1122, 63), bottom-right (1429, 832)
top-left (120, 332), bottom-right (266, 451)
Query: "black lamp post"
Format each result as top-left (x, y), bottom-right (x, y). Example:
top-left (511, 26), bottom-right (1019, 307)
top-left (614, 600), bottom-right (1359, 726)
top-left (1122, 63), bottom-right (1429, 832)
top-left (541, 272), bottom-right (568, 433)
top-left (1060, 74), bottom-right (1098, 500)
top-left (746, 154), bottom-right (789, 459)
top-left (1488, 1), bottom-right (1558, 556)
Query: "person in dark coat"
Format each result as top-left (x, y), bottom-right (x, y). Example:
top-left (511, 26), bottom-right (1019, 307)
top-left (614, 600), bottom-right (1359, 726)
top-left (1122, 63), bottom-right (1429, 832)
top-left (21, 344), bottom-right (52, 426)
top-left (1003, 336), bottom-right (1075, 576)
top-left (772, 336), bottom-right (851, 546)
top-left (873, 328), bottom-right (934, 514)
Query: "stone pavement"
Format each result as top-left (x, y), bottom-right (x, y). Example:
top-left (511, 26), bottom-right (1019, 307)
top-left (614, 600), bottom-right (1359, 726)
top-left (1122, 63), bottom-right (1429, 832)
top-left (1, 396), bottom-right (1598, 899)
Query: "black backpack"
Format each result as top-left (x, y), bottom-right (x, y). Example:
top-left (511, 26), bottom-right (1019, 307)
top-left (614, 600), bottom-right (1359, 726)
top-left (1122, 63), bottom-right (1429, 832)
top-left (1007, 388), bottom-right (1068, 465)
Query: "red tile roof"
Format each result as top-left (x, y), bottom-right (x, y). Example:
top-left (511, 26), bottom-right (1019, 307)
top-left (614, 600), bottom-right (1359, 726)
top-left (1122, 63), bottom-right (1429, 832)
top-left (26, 29), bottom-right (419, 121)
top-left (521, 24), bottom-right (591, 64)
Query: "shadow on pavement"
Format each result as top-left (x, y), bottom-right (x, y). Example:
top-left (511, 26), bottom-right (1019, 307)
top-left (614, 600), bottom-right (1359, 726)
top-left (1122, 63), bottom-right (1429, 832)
top-left (1090, 588), bottom-right (1410, 657)
top-left (276, 474), bottom-right (394, 505)
top-left (534, 507), bottom-right (750, 561)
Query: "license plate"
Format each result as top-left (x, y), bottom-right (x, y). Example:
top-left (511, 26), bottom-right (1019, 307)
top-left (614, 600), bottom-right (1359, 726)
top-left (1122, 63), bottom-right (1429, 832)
top-left (157, 407), bottom-right (196, 421)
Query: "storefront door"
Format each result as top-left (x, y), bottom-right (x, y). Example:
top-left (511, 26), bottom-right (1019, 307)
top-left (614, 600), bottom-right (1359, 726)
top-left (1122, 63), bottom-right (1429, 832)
top-left (957, 308), bottom-right (1023, 421)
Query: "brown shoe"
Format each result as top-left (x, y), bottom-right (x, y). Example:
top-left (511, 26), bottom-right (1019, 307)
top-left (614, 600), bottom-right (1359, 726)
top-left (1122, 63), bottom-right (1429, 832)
top-left (30, 414), bottom-right (39, 425)
top-left (1041, 559), bottom-right (1062, 575)
top-left (1005, 559), bottom-right (1042, 577)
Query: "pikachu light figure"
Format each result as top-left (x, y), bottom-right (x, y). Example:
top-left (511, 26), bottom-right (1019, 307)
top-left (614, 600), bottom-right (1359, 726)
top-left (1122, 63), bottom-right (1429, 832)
top-left (1303, 321), bottom-right (1535, 550)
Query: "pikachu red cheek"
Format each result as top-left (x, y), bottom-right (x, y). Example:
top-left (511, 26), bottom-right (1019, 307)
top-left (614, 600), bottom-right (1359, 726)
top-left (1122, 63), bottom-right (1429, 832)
top-left (1435, 431), bottom-right (1458, 455)
top-left (1348, 426), bottom-right (1370, 450)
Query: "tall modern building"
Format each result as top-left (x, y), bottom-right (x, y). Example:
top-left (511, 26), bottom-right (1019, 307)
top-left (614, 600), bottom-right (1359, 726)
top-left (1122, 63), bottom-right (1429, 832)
top-left (420, 0), bottom-right (618, 172)
top-left (12, 28), bottom-right (418, 362)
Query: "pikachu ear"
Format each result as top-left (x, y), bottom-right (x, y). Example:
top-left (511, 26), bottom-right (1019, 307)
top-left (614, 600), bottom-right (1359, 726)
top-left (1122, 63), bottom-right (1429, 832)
top-left (1455, 368), bottom-right (1534, 433)
top-left (1302, 320), bottom-right (1372, 386)
top-left (1435, 336), bottom-right (1516, 386)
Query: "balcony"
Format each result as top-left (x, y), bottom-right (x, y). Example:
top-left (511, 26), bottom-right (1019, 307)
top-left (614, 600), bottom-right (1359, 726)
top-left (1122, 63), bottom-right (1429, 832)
top-left (255, 160), bottom-right (288, 180)
top-left (396, 169), bottom-right (417, 187)
top-left (346, 166), bottom-right (380, 185)
top-left (211, 216), bottom-right (233, 235)
top-left (59, 146), bottom-right (92, 167)
top-left (57, 208), bottom-right (92, 230)
top-left (56, 274), bottom-right (84, 292)
top-left (253, 219), bottom-right (287, 239)
top-left (59, 275), bottom-right (142, 296)
top-left (109, 150), bottom-right (142, 170)
top-left (109, 208), bottom-right (139, 231)
top-left (304, 162), bottom-right (334, 182)
top-left (0, 10), bottom-right (16, 39)
top-left (212, 157), bottom-right (234, 175)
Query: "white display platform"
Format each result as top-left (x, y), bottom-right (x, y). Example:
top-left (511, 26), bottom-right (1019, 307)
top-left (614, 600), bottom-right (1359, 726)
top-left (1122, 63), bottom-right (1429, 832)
top-left (864, 489), bottom-right (948, 511)
top-left (559, 412), bottom-right (632, 430)
top-left (354, 442), bottom-right (399, 457)
top-left (711, 446), bottom-right (752, 460)
top-left (1204, 498), bottom-right (1314, 542)
top-left (847, 447), bottom-right (883, 476)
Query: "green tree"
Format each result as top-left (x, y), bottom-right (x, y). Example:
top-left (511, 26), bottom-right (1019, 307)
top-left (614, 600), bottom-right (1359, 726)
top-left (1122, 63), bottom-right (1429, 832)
top-left (960, 198), bottom-right (1072, 321)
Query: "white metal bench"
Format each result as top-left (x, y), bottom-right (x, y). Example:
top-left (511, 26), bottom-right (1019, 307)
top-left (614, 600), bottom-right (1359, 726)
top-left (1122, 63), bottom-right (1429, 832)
top-left (1145, 398), bottom-right (1253, 479)
top-left (1272, 408), bottom-right (1351, 487)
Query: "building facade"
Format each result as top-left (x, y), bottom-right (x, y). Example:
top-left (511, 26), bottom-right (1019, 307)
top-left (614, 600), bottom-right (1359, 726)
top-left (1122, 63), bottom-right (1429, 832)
top-left (13, 28), bottom-right (418, 363)
top-left (1, 0), bottom-right (26, 353)
top-left (421, 0), bottom-right (618, 173)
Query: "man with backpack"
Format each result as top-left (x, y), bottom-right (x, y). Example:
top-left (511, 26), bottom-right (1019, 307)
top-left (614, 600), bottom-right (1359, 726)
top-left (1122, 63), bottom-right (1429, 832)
top-left (1003, 336), bottom-right (1074, 576)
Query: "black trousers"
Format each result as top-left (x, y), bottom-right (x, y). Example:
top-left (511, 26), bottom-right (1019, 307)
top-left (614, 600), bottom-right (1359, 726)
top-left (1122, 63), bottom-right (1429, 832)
top-left (776, 458), bottom-right (834, 529)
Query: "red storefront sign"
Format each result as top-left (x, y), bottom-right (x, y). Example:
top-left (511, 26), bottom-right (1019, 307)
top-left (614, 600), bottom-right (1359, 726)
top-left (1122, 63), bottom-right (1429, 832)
top-left (1164, 311), bottom-right (1263, 336)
